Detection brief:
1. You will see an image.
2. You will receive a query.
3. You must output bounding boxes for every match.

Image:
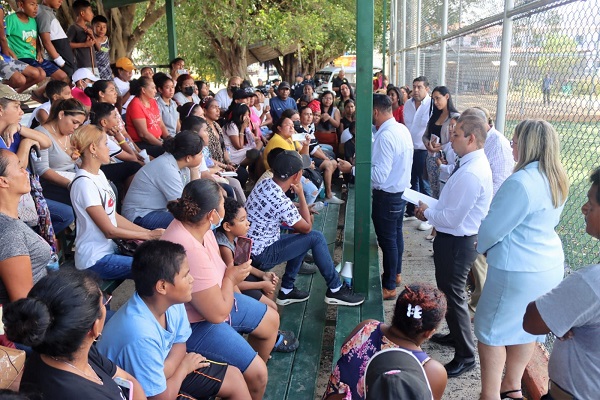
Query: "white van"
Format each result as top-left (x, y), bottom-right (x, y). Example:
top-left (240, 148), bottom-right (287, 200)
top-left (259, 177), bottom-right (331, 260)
top-left (314, 66), bottom-right (356, 94)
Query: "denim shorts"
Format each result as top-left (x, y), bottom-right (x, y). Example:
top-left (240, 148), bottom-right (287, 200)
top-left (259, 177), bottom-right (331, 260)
top-left (186, 292), bottom-right (267, 372)
top-left (19, 58), bottom-right (60, 77)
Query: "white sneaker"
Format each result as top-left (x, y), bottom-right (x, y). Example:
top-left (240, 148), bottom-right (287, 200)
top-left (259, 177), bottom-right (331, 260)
top-left (403, 214), bottom-right (418, 221)
top-left (326, 195), bottom-right (345, 205)
top-left (417, 221), bottom-right (431, 231)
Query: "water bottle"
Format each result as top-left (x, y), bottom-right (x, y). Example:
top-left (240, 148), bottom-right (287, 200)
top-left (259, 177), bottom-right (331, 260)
top-left (47, 252), bottom-right (59, 271)
top-left (312, 201), bottom-right (325, 212)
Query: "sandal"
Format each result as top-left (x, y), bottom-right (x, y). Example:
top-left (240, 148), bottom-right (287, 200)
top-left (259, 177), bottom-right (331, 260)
top-left (272, 330), bottom-right (299, 353)
top-left (501, 389), bottom-right (523, 400)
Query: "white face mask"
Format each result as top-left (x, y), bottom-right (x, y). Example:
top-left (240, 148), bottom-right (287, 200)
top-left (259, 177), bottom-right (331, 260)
top-left (177, 69), bottom-right (188, 75)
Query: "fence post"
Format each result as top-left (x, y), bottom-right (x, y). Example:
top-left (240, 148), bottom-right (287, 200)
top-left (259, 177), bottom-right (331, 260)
top-left (382, 0), bottom-right (387, 76)
top-left (416, 0), bottom-right (422, 76)
top-left (390, 0), bottom-right (396, 84)
top-left (165, 0), bottom-right (177, 61)
top-left (495, 0), bottom-right (514, 132)
top-left (401, 0), bottom-right (407, 84)
top-left (439, 0), bottom-right (449, 85)
top-left (354, 0), bottom-right (374, 295)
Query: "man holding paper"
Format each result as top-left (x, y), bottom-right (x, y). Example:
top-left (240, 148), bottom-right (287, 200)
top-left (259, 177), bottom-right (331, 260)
top-left (415, 114), bottom-right (492, 377)
top-left (370, 94), bottom-right (414, 300)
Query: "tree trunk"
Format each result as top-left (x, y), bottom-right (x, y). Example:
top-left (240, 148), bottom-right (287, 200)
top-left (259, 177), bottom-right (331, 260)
top-left (209, 36), bottom-right (249, 79)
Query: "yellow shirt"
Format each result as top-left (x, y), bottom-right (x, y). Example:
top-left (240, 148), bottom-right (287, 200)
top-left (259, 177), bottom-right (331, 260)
top-left (263, 133), bottom-right (300, 169)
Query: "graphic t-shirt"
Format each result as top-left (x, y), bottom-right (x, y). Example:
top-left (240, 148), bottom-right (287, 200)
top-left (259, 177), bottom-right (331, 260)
top-left (245, 178), bottom-right (302, 255)
top-left (5, 13), bottom-right (37, 59)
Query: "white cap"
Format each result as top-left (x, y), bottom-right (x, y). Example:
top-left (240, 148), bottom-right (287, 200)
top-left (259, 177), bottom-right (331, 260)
top-left (72, 68), bottom-right (99, 83)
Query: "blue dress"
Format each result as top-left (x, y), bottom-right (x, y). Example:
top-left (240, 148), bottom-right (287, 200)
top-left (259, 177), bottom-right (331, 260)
top-left (475, 162), bottom-right (566, 345)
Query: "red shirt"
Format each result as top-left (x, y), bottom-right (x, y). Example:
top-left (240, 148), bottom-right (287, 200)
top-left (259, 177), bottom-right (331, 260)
top-left (393, 105), bottom-right (405, 124)
top-left (125, 97), bottom-right (163, 142)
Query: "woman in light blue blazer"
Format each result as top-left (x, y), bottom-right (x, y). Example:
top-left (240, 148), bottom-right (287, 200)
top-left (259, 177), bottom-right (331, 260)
top-left (474, 119), bottom-right (569, 400)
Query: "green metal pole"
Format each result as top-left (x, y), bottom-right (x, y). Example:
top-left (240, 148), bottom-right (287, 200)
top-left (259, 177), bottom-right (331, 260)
top-left (382, 0), bottom-right (387, 78)
top-left (165, 0), bottom-right (177, 61)
top-left (354, 0), bottom-right (374, 295)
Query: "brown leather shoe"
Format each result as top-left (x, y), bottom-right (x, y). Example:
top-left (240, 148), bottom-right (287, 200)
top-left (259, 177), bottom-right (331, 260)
top-left (396, 274), bottom-right (402, 286)
top-left (383, 288), bottom-right (397, 300)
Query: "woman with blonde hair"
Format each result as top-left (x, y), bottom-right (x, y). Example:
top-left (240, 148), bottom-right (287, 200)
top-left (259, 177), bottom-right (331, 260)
top-left (474, 119), bottom-right (569, 400)
top-left (69, 125), bottom-right (163, 279)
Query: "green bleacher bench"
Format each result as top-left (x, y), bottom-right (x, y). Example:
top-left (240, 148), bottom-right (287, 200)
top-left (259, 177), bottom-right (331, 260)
top-left (265, 185), bottom-right (384, 399)
top-left (100, 279), bottom-right (124, 295)
top-left (333, 186), bottom-right (384, 365)
top-left (265, 196), bottom-right (341, 400)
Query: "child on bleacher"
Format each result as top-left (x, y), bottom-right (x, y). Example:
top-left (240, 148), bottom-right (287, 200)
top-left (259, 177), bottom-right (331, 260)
top-left (0, 5), bottom-right (45, 94)
top-left (5, 0), bottom-right (68, 84)
top-left (36, 0), bottom-right (76, 77)
top-left (29, 79), bottom-right (71, 128)
top-left (216, 197), bottom-right (299, 352)
top-left (66, 0), bottom-right (96, 72)
top-left (98, 240), bottom-right (252, 400)
top-left (92, 15), bottom-right (111, 80)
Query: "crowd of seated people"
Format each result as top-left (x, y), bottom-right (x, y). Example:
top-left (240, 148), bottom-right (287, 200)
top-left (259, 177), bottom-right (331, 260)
top-left (0, 15), bottom-right (593, 396)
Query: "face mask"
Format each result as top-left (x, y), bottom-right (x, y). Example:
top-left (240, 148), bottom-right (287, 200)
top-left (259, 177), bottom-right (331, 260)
top-left (183, 86), bottom-right (194, 96)
top-left (210, 210), bottom-right (224, 231)
top-left (293, 120), bottom-right (302, 132)
top-left (86, 82), bottom-right (93, 88)
top-left (177, 69), bottom-right (188, 75)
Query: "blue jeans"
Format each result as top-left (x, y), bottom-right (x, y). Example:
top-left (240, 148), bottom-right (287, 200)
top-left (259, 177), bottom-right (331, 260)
top-left (252, 231), bottom-right (341, 290)
top-left (372, 189), bottom-right (407, 290)
top-left (406, 149), bottom-right (431, 216)
top-left (134, 210), bottom-right (174, 229)
top-left (301, 176), bottom-right (318, 205)
top-left (186, 293), bottom-right (267, 372)
top-left (46, 199), bottom-right (74, 233)
top-left (88, 253), bottom-right (133, 280)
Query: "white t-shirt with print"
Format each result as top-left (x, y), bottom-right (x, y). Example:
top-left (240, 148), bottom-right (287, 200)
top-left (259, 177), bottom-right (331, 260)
top-left (70, 169), bottom-right (118, 270)
top-left (246, 178), bottom-right (301, 255)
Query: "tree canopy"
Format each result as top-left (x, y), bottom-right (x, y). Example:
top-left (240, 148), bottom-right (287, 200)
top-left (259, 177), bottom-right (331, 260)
top-left (134, 0), bottom-right (359, 81)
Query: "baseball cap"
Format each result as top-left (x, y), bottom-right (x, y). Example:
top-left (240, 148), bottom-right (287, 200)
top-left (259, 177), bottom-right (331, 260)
top-left (72, 68), bottom-right (99, 83)
top-left (0, 84), bottom-right (30, 102)
top-left (271, 150), bottom-right (303, 180)
top-left (364, 348), bottom-right (433, 400)
top-left (115, 57), bottom-right (137, 72)
top-left (278, 81), bottom-right (291, 90)
top-left (233, 87), bottom-right (257, 100)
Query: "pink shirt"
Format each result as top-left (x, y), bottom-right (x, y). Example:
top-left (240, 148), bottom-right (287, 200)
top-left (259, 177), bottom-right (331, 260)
top-left (161, 220), bottom-right (227, 323)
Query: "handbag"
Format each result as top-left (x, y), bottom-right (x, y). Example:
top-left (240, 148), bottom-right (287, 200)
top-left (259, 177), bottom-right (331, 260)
top-left (113, 239), bottom-right (141, 257)
top-left (303, 167), bottom-right (323, 188)
top-left (0, 346), bottom-right (25, 390)
top-left (17, 192), bottom-right (38, 226)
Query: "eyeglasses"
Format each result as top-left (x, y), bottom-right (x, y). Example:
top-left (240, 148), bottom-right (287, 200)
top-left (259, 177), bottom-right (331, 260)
top-left (103, 295), bottom-right (113, 307)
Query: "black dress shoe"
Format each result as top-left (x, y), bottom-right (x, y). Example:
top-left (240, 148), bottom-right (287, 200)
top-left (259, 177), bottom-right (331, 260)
top-left (430, 333), bottom-right (455, 346)
top-left (444, 359), bottom-right (476, 377)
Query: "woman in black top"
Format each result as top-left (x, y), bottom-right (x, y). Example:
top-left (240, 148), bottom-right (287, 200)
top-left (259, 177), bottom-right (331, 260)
top-left (3, 269), bottom-right (146, 400)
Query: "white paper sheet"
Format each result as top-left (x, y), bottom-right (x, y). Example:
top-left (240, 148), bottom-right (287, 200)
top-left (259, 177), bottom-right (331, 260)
top-left (402, 188), bottom-right (438, 208)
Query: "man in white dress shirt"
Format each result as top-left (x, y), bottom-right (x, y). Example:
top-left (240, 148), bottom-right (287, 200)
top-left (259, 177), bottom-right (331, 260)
top-left (415, 114), bottom-right (492, 377)
top-left (403, 76), bottom-right (432, 229)
top-left (371, 94), bottom-right (414, 300)
top-left (462, 107), bottom-right (514, 314)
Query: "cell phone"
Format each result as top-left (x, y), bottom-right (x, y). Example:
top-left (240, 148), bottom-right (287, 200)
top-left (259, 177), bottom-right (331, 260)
top-left (114, 377), bottom-right (133, 400)
top-left (292, 133), bottom-right (306, 142)
top-left (234, 236), bottom-right (253, 265)
top-left (439, 150), bottom-right (446, 161)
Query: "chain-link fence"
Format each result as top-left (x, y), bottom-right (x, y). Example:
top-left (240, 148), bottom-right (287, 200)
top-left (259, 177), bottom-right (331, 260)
top-left (389, 0), bottom-right (600, 272)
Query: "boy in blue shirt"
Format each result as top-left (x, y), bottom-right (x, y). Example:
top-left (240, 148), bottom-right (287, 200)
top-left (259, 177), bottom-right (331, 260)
top-left (98, 240), bottom-right (251, 399)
